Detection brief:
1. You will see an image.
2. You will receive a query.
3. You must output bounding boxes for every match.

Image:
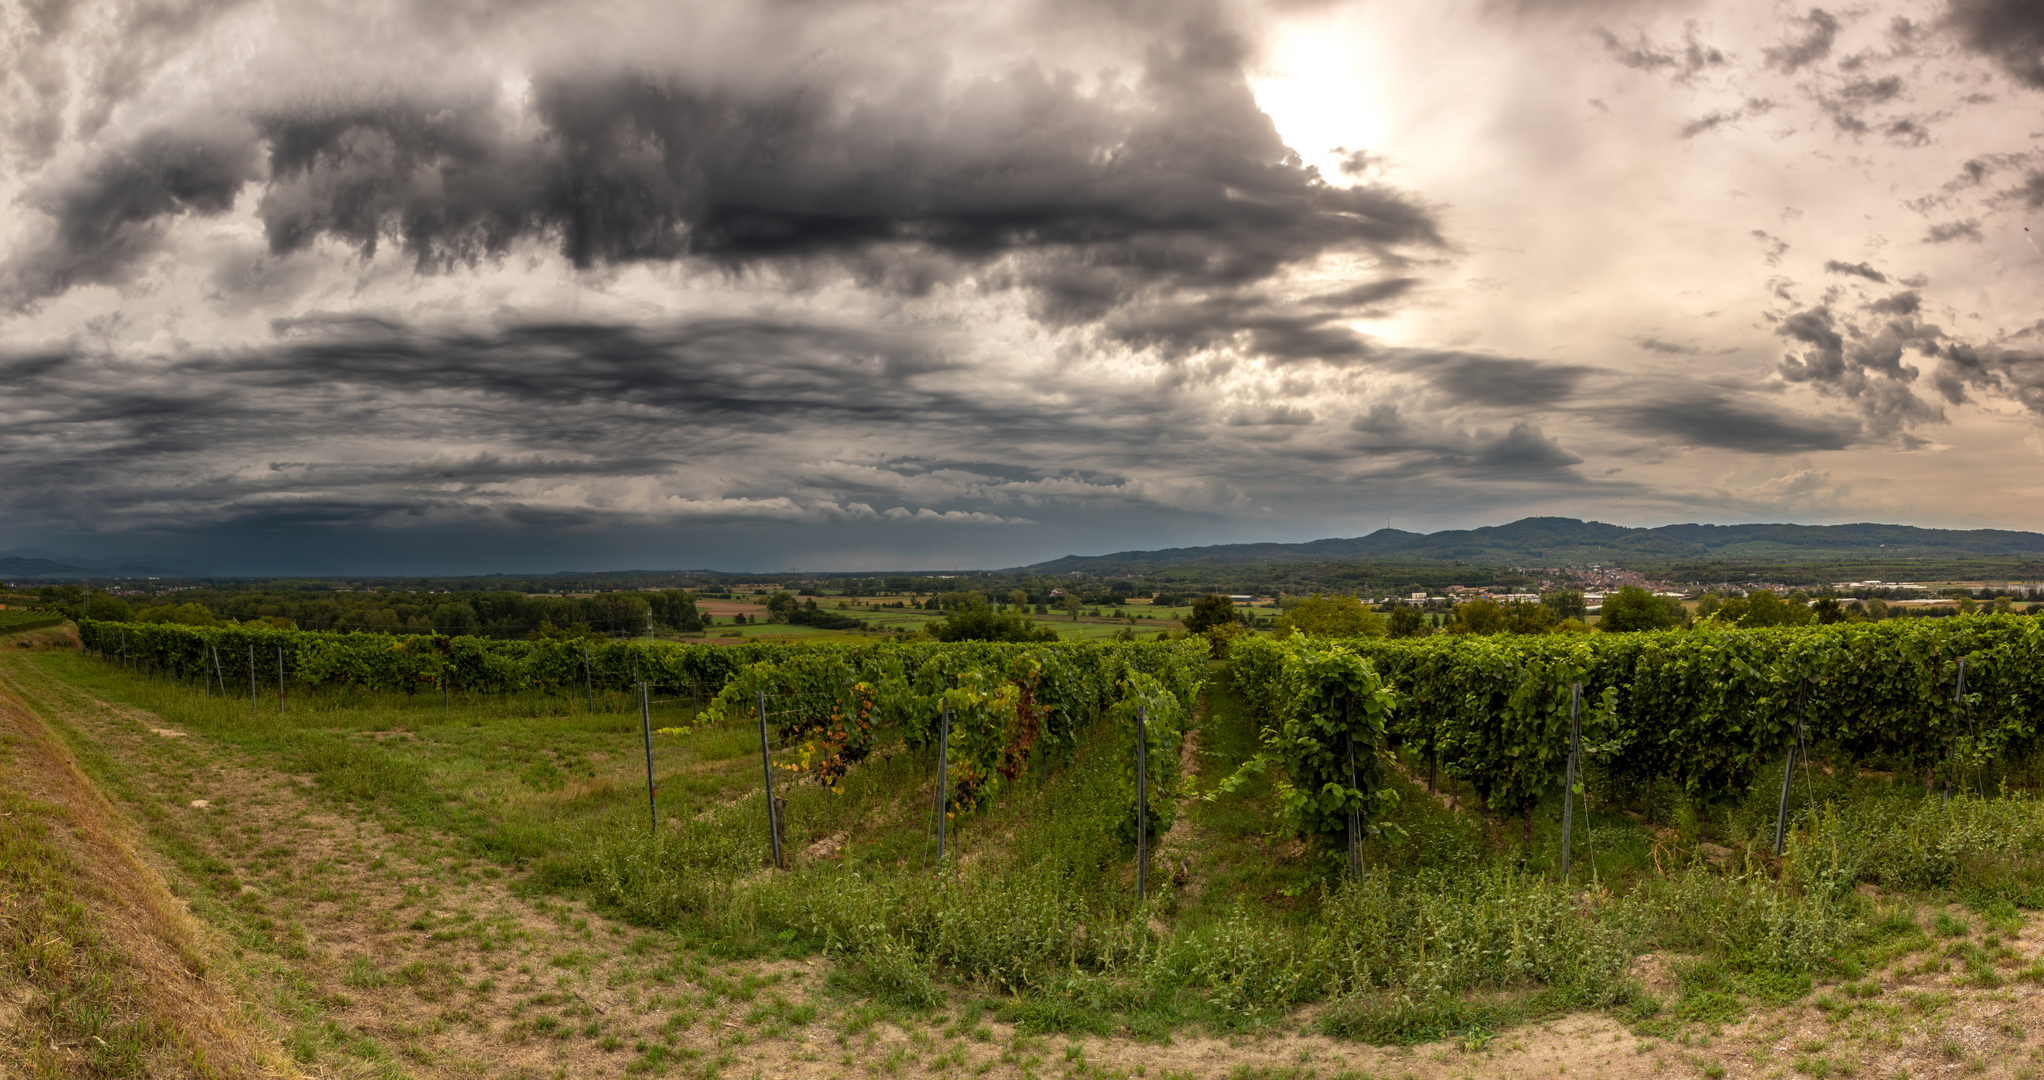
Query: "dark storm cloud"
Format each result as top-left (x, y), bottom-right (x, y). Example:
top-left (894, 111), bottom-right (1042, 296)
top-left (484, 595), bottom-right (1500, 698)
top-left (1932, 342), bottom-right (2044, 414)
top-left (0, 318), bottom-right (975, 531)
top-left (1823, 259), bottom-right (1888, 282)
top-left (1769, 288), bottom-right (1988, 438)
top-left (1101, 293), bottom-right (1373, 363)
top-left (1616, 392), bottom-right (1862, 452)
top-left (1310, 278), bottom-right (1421, 308)
top-left (1343, 416), bottom-right (1586, 482)
top-left (1465, 422), bottom-right (1583, 473)
top-left (1099, 275), bottom-right (1416, 363)
top-left (1, 315), bottom-right (1601, 538)
top-left (6, 127), bottom-right (260, 298)
top-left (1390, 352), bottom-right (1595, 408)
top-left (0, 308), bottom-right (1654, 545)
top-left (1947, 0), bottom-right (2044, 90)
top-left (1764, 8), bottom-right (1840, 73)
top-left (2, 24), bottom-right (1444, 357)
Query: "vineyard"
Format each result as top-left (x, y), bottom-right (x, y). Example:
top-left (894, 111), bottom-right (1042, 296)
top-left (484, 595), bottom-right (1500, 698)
top-left (1235, 614), bottom-right (2044, 847)
top-left (74, 618), bottom-right (1207, 834)
top-left (13, 614), bottom-right (2044, 1075)
top-left (0, 609), bottom-right (64, 633)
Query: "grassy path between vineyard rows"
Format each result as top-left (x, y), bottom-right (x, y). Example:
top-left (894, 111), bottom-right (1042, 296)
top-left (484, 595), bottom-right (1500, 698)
top-left (3, 622), bottom-right (2044, 1080)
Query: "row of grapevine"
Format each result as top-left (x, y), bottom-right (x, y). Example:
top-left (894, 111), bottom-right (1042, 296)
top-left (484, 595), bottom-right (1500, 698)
top-left (689, 636), bottom-right (1207, 814)
top-left (1234, 616), bottom-right (2044, 837)
top-left (76, 618), bottom-right (1209, 820)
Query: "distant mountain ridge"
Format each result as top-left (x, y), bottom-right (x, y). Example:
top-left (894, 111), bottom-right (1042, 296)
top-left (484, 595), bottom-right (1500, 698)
top-left (0, 553), bottom-right (189, 579)
top-left (1021, 517), bottom-right (2044, 572)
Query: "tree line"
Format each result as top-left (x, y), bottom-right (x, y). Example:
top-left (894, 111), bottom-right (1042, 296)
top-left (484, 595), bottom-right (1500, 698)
top-left (32, 585), bottom-right (706, 638)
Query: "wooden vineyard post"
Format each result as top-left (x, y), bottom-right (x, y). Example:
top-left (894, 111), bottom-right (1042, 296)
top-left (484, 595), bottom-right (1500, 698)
top-left (1559, 682), bottom-right (1581, 879)
top-left (639, 680), bottom-right (658, 829)
top-left (1773, 679), bottom-right (1807, 857)
top-left (211, 645), bottom-right (225, 703)
top-left (934, 698), bottom-right (951, 872)
top-left (1136, 704), bottom-right (1148, 901)
top-left (1345, 697), bottom-right (1363, 883)
top-left (757, 690), bottom-right (782, 869)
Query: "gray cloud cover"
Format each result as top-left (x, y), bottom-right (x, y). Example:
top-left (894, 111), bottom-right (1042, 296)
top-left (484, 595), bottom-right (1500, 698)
top-left (4, 0), bottom-right (2044, 570)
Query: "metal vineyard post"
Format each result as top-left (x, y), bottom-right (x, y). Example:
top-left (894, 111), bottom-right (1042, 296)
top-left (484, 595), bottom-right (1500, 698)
top-left (1136, 703), bottom-right (1148, 900)
top-left (639, 680), bottom-right (657, 829)
top-left (757, 690), bottom-right (782, 870)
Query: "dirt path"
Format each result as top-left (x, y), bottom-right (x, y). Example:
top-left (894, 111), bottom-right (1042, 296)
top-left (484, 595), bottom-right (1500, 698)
top-left (3, 636), bottom-right (2042, 1080)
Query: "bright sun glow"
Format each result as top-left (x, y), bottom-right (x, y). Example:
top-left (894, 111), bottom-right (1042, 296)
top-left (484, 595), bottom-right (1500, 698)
top-left (1248, 11), bottom-right (1388, 182)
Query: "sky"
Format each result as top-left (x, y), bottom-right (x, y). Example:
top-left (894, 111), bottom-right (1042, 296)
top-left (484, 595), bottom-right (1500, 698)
top-left (2, 0), bottom-right (2042, 574)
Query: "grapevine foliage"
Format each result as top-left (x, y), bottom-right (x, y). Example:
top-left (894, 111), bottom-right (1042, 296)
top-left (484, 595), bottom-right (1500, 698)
top-left (1107, 672), bottom-right (1187, 841)
top-left (1229, 636), bottom-right (1400, 841)
top-left (1234, 617), bottom-right (2044, 829)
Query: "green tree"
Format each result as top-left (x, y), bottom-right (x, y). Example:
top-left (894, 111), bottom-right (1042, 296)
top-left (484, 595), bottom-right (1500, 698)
top-left (136, 601), bottom-right (217, 626)
top-left (765, 591), bottom-right (797, 622)
top-left (84, 593), bottom-right (133, 622)
top-left (1061, 594), bottom-right (1082, 621)
top-left (1448, 598), bottom-right (1509, 635)
top-left (1447, 598), bottom-right (1559, 635)
top-left (644, 589), bottom-right (705, 631)
top-left (433, 601), bottom-right (479, 636)
top-left (1541, 590), bottom-right (1587, 620)
top-left (1713, 589), bottom-right (1809, 628)
top-left (1272, 594), bottom-right (1386, 639)
top-left (928, 596), bottom-right (1057, 642)
top-left (1387, 606), bottom-right (1429, 638)
top-left (1509, 600), bottom-right (1557, 634)
top-left (1183, 594), bottom-right (1239, 634)
top-left (1597, 586), bottom-right (1678, 632)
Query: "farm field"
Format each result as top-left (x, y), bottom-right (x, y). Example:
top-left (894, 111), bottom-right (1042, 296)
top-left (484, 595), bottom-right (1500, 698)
top-left (4, 619), bottom-right (2044, 1080)
top-left (676, 594), bottom-right (1208, 643)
